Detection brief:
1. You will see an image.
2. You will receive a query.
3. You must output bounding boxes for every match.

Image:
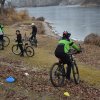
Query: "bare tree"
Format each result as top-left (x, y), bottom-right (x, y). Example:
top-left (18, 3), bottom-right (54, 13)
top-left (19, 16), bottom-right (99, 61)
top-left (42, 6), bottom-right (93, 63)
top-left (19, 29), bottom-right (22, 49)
top-left (0, 0), bottom-right (6, 15)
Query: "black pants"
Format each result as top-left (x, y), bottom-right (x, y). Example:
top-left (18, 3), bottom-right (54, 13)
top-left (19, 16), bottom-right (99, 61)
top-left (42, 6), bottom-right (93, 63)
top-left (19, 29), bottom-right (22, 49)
top-left (55, 52), bottom-right (73, 80)
top-left (30, 34), bottom-right (36, 40)
top-left (0, 35), bottom-right (4, 49)
top-left (18, 44), bottom-right (24, 55)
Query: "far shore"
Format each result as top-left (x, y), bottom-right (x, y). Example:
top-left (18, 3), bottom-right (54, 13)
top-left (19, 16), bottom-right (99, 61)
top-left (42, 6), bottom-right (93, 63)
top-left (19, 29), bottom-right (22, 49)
top-left (15, 4), bottom-right (100, 8)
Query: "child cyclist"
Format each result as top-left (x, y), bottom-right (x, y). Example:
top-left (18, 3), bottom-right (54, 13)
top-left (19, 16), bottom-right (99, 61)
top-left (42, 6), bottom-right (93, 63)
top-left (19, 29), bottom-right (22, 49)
top-left (16, 30), bottom-right (24, 57)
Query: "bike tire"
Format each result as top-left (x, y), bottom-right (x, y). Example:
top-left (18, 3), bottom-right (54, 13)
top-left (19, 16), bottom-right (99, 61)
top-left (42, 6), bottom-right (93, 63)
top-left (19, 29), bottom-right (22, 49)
top-left (50, 63), bottom-right (65, 87)
top-left (72, 61), bottom-right (80, 84)
top-left (29, 39), bottom-right (37, 47)
top-left (25, 46), bottom-right (34, 57)
top-left (12, 45), bottom-right (21, 55)
top-left (3, 36), bottom-right (10, 47)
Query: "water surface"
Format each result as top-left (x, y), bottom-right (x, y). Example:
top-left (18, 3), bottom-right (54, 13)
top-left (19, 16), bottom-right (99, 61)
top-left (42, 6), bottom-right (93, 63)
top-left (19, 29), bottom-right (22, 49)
top-left (17, 6), bottom-right (100, 40)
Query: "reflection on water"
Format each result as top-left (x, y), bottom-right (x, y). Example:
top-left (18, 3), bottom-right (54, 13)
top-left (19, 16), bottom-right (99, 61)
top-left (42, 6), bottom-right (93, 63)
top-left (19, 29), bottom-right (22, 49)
top-left (17, 6), bottom-right (100, 40)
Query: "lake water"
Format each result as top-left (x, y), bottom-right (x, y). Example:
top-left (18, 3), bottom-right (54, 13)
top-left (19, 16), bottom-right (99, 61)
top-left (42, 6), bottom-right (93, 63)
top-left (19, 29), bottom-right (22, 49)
top-left (17, 6), bottom-right (100, 40)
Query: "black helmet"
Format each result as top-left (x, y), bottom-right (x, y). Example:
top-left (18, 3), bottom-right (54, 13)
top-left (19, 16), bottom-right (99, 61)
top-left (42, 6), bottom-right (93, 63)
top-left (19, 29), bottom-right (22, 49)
top-left (16, 30), bottom-right (20, 33)
top-left (67, 32), bottom-right (71, 37)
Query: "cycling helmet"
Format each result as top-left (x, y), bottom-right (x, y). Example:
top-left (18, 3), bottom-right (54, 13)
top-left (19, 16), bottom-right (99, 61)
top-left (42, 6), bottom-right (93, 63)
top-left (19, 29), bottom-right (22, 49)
top-left (31, 23), bottom-right (35, 26)
top-left (63, 31), bottom-right (68, 36)
top-left (16, 30), bottom-right (20, 33)
top-left (63, 31), bottom-right (71, 38)
top-left (67, 32), bottom-right (71, 37)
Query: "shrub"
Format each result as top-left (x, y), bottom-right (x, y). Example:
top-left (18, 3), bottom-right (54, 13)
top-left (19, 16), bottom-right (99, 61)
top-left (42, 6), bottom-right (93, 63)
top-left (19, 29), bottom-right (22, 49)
top-left (84, 33), bottom-right (100, 47)
top-left (0, 8), bottom-right (30, 25)
top-left (18, 10), bottom-right (29, 20)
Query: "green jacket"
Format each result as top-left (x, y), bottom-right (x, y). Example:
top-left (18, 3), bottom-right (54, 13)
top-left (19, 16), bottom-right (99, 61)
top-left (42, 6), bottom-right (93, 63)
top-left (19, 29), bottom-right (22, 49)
top-left (0, 25), bottom-right (4, 33)
top-left (58, 39), bottom-right (80, 53)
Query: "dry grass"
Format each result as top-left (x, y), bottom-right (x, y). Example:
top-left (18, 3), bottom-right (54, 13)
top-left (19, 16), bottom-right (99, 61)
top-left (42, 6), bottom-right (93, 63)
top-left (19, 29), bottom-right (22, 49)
top-left (76, 44), bottom-right (100, 69)
top-left (1, 24), bottom-right (57, 67)
top-left (78, 63), bottom-right (100, 88)
top-left (0, 8), bottom-right (30, 25)
top-left (0, 24), bottom-right (99, 89)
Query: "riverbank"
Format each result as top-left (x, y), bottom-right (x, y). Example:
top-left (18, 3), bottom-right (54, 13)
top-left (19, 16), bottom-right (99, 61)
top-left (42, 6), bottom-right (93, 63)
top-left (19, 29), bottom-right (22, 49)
top-left (0, 20), bottom-right (100, 99)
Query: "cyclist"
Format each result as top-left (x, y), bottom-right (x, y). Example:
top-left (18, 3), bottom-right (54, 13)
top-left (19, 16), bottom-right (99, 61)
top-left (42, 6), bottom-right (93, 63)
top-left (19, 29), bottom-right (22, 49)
top-left (54, 31), bottom-right (81, 80)
top-left (16, 30), bottom-right (24, 57)
top-left (30, 23), bottom-right (37, 40)
top-left (29, 23), bottom-right (37, 47)
top-left (0, 24), bottom-right (4, 50)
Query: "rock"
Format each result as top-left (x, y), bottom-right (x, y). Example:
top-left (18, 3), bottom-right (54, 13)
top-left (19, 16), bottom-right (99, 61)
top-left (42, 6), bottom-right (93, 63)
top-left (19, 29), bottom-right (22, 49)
top-left (36, 17), bottom-right (45, 21)
top-left (24, 73), bottom-right (29, 76)
top-left (84, 33), bottom-right (100, 47)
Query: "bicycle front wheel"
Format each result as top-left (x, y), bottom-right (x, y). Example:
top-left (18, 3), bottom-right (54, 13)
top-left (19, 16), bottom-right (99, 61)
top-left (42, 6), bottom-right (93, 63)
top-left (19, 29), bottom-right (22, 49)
top-left (25, 46), bottom-right (34, 57)
top-left (72, 61), bottom-right (80, 84)
top-left (3, 36), bottom-right (10, 47)
top-left (50, 63), bottom-right (65, 87)
top-left (12, 45), bottom-right (21, 55)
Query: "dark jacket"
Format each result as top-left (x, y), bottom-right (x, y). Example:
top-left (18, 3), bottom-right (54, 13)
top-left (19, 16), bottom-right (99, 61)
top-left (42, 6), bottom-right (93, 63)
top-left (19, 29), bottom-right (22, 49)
top-left (32, 26), bottom-right (37, 36)
top-left (16, 33), bottom-right (23, 43)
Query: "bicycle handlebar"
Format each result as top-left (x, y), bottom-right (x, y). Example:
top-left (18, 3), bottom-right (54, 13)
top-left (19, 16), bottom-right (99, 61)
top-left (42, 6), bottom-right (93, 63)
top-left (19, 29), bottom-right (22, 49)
top-left (67, 44), bottom-right (83, 55)
top-left (67, 50), bottom-right (80, 55)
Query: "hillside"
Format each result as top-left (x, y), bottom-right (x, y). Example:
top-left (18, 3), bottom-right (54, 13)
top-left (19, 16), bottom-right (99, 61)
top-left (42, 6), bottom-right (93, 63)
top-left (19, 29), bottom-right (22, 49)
top-left (60, 0), bottom-right (82, 5)
top-left (82, 0), bottom-right (100, 6)
top-left (11, 0), bottom-right (100, 7)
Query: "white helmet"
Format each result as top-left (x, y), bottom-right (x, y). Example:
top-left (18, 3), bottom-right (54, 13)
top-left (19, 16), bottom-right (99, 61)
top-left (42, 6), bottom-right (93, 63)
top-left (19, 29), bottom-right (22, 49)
top-left (31, 23), bottom-right (35, 26)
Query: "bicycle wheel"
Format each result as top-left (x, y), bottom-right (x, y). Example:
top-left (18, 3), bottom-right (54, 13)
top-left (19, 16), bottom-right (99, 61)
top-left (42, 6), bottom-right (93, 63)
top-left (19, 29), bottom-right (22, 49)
top-left (50, 63), bottom-right (65, 87)
top-left (12, 45), bottom-right (21, 55)
top-left (25, 46), bottom-right (34, 57)
top-left (72, 61), bottom-right (80, 84)
top-left (3, 36), bottom-right (10, 47)
top-left (29, 39), bottom-right (37, 47)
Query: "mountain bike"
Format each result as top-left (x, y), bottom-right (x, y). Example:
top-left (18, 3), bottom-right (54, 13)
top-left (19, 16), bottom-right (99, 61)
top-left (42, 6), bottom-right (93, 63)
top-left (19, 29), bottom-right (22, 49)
top-left (24, 33), bottom-right (38, 47)
top-left (12, 42), bottom-right (34, 57)
top-left (0, 35), bottom-right (10, 47)
top-left (3, 35), bottom-right (10, 47)
top-left (50, 50), bottom-right (81, 87)
top-left (29, 37), bottom-right (37, 47)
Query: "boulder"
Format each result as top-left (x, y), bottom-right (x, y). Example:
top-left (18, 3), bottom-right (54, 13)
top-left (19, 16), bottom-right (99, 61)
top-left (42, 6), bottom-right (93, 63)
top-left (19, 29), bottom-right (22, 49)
top-left (84, 33), bottom-right (100, 47)
top-left (36, 17), bottom-right (45, 21)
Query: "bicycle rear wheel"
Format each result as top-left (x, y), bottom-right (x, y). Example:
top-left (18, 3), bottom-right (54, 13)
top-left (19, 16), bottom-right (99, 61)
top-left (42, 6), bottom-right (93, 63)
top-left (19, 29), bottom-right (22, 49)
top-left (3, 36), bottom-right (10, 47)
top-left (25, 46), bottom-right (34, 57)
top-left (29, 39), bottom-right (37, 47)
top-left (50, 63), bottom-right (65, 87)
top-left (12, 45), bottom-right (21, 55)
top-left (72, 61), bottom-right (80, 84)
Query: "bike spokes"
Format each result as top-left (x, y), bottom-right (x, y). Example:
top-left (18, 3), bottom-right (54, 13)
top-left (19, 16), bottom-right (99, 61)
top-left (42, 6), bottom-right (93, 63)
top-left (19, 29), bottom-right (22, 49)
top-left (50, 63), bottom-right (65, 87)
top-left (26, 46), bottom-right (34, 57)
